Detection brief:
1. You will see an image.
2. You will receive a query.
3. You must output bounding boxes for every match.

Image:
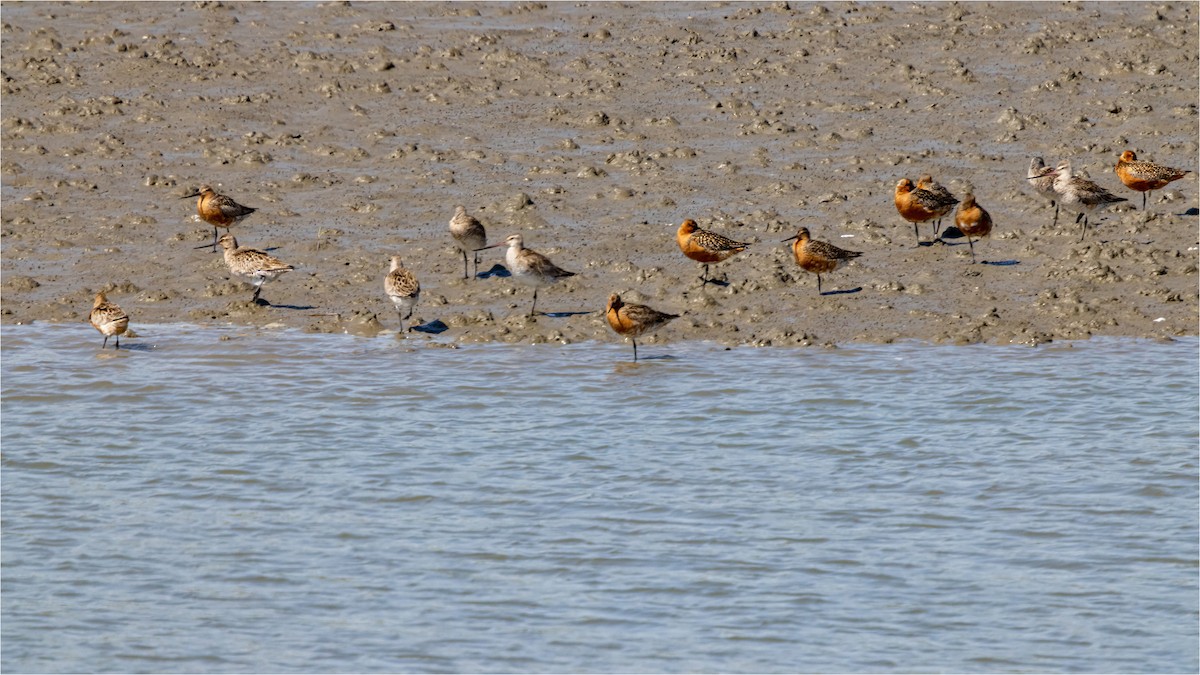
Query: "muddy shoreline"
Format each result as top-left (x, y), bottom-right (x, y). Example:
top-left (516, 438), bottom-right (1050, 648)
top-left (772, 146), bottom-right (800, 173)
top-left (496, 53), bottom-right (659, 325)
top-left (2, 2), bottom-right (1197, 348)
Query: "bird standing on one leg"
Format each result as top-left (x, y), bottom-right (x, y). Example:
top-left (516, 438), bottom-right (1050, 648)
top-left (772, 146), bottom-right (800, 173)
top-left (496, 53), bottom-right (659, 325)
top-left (676, 219), bottom-right (751, 285)
top-left (780, 227), bottom-right (862, 295)
top-left (218, 234), bottom-right (294, 304)
top-left (477, 234), bottom-right (575, 316)
top-left (183, 185), bottom-right (257, 252)
top-left (1115, 150), bottom-right (1191, 210)
top-left (605, 293), bottom-right (678, 362)
top-left (954, 193), bottom-right (994, 264)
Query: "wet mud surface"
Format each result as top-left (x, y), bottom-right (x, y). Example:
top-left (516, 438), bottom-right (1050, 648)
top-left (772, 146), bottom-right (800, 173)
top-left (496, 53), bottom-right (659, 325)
top-left (2, 2), bottom-right (1197, 347)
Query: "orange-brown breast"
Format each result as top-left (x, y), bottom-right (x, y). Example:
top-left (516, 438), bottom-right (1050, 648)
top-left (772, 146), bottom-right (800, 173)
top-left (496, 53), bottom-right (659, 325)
top-left (895, 190), bottom-right (937, 224)
top-left (955, 202), bottom-right (993, 238)
top-left (198, 193), bottom-right (236, 227)
top-left (793, 240), bottom-right (838, 275)
top-left (1115, 161), bottom-right (1187, 192)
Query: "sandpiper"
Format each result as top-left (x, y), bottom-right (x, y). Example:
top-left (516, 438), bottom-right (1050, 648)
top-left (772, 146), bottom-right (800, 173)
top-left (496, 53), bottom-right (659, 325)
top-left (477, 234), bottom-right (575, 316)
top-left (89, 291), bottom-right (129, 349)
top-left (605, 293), bottom-right (678, 362)
top-left (183, 185), bottom-right (257, 252)
top-left (384, 255), bottom-right (421, 331)
top-left (218, 233), bottom-right (294, 304)
top-left (781, 227), bottom-right (862, 295)
top-left (449, 205), bottom-right (486, 280)
top-left (676, 219), bottom-right (751, 284)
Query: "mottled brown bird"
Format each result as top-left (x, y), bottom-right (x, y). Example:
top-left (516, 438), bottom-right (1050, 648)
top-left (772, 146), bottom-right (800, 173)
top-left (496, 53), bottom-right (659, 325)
top-left (449, 205), bottom-right (486, 280)
top-left (1115, 150), bottom-right (1191, 210)
top-left (219, 234), bottom-right (294, 304)
top-left (89, 291), bottom-right (129, 349)
top-left (781, 227), bottom-right (862, 295)
top-left (183, 185), bottom-right (257, 251)
top-left (894, 178), bottom-right (958, 245)
top-left (605, 293), bottom-right (679, 362)
top-left (385, 255), bottom-right (421, 331)
top-left (916, 174), bottom-right (958, 237)
top-left (676, 219), bottom-right (751, 284)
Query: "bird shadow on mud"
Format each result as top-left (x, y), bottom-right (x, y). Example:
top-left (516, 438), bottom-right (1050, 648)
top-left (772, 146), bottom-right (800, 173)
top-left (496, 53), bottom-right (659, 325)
top-left (262, 301), bottom-right (316, 310)
top-left (410, 319), bottom-right (449, 334)
top-left (477, 264), bottom-right (511, 279)
top-left (982, 259), bottom-right (1020, 266)
top-left (1182, 207), bottom-right (1198, 217)
top-left (538, 310), bottom-right (593, 318)
top-left (820, 286), bottom-right (863, 296)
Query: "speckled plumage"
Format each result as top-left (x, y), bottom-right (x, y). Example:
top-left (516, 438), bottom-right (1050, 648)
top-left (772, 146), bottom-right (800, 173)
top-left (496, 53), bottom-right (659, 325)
top-left (916, 175), bottom-right (958, 237)
top-left (1115, 150), bottom-right (1191, 210)
top-left (676, 219), bottom-right (751, 283)
top-left (894, 178), bottom-right (957, 244)
top-left (605, 293), bottom-right (679, 361)
top-left (954, 193), bottom-right (994, 263)
top-left (449, 205), bottom-right (487, 279)
top-left (219, 233), bottom-right (294, 303)
top-left (782, 227), bottom-right (862, 294)
top-left (385, 255), bottom-right (421, 330)
top-left (89, 291), bottom-right (129, 349)
top-left (185, 185), bottom-right (256, 250)
top-left (1048, 161), bottom-right (1128, 241)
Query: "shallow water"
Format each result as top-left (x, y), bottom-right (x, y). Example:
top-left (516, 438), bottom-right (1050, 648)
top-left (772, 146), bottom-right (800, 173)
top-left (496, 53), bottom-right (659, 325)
top-left (2, 325), bottom-right (1197, 673)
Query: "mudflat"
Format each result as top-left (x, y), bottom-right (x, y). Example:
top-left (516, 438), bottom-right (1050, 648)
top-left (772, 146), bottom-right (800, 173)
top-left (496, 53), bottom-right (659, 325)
top-left (2, 2), bottom-right (1196, 347)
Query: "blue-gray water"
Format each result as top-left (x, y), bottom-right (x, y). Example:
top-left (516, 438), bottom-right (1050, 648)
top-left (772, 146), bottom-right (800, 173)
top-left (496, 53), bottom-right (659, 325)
top-left (2, 324), bottom-right (1197, 673)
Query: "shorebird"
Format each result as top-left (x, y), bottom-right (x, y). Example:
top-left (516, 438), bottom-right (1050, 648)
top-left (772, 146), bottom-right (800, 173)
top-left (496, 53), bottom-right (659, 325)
top-left (182, 185), bottom-right (257, 252)
top-left (449, 205), bottom-right (486, 280)
top-left (1046, 162), bottom-right (1128, 241)
top-left (1027, 157), bottom-right (1060, 227)
top-left (894, 178), bottom-right (957, 245)
top-left (477, 234), bottom-right (575, 316)
top-left (218, 233), bottom-right (294, 304)
top-left (780, 227), bottom-right (862, 295)
top-left (676, 219), bottom-right (751, 284)
top-left (1115, 150), bottom-right (1191, 210)
top-left (89, 291), bottom-right (129, 349)
top-left (384, 255), bottom-right (421, 331)
top-left (916, 174), bottom-right (958, 237)
top-left (605, 293), bottom-right (678, 362)
top-left (954, 193), bottom-right (994, 264)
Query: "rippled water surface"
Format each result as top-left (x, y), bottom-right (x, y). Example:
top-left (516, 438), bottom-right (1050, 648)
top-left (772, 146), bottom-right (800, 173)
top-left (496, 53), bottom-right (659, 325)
top-left (3, 325), bottom-right (1197, 673)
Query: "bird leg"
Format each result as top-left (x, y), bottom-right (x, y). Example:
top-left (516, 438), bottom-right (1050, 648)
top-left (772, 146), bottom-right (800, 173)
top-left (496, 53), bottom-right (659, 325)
top-left (1052, 202), bottom-right (1059, 227)
top-left (817, 274), bottom-right (824, 295)
top-left (102, 335), bottom-right (109, 349)
top-left (460, 250), bottom-right (469, 280)
top-left (529, 289), bottom-right (539, 316)
top-left (913, 221), bottom-right (920, 245)
top-left (967, 237), bottom-right (977, 264)
top-left (632, 338), bottom-right (639, 362)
